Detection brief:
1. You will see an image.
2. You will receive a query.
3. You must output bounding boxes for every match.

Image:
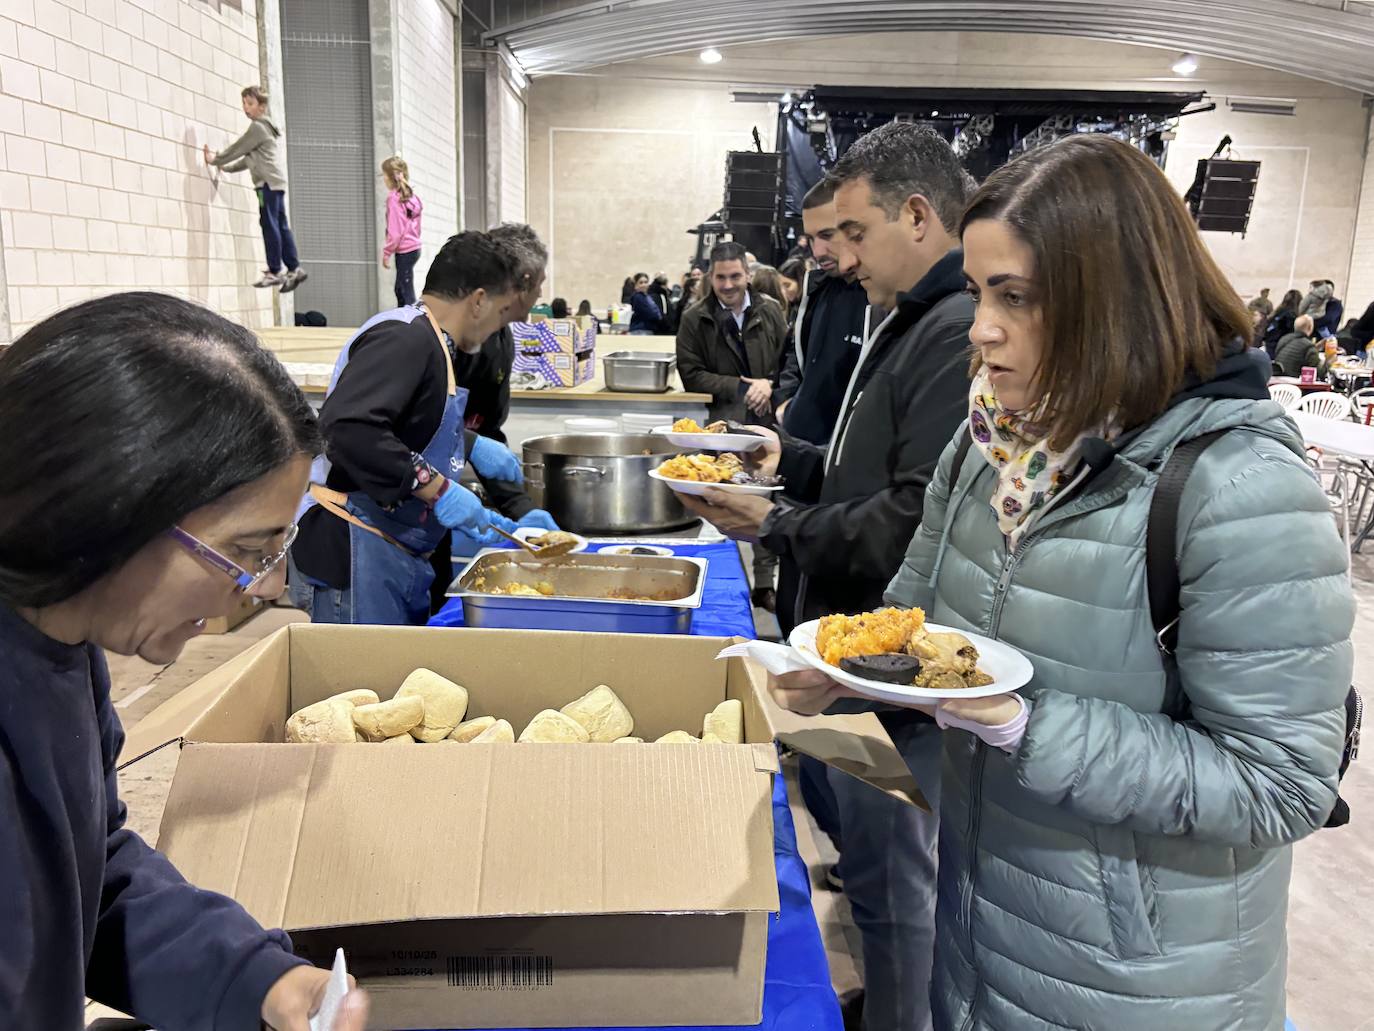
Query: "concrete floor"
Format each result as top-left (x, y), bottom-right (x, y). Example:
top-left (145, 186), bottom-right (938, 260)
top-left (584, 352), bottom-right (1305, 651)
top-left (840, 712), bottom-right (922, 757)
top-left (95, 558), bottom-right (1374, 1031)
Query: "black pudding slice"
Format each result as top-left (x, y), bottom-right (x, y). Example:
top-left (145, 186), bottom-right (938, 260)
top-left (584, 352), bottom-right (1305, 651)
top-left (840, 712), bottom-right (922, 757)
top-left (838, 653), bottom-right (921, 684)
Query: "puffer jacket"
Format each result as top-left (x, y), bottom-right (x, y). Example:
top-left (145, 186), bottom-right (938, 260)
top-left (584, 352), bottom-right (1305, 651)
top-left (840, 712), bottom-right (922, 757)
top-left (886, 392), bottom-right (1353, 1031)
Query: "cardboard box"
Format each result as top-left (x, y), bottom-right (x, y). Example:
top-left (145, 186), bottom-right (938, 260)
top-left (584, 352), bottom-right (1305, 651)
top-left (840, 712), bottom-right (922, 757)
top-left (200, 593), bottom-right (261, 635)
top-left (512, 316), bottom-right (596, 388)
top-left (122, 626), bottom-right (925, 1030)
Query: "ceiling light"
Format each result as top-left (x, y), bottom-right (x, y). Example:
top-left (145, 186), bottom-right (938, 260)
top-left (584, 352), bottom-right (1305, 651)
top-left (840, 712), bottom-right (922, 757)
top-left (699, 48), bottom-right (723, 64)
top-left (1172, 53), bottom-right (1199, 76)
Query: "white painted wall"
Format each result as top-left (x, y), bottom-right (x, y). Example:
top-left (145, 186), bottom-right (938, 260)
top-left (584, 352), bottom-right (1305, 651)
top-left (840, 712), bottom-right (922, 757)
top-left (395, 0), bottom-right (457, 296)
top-left (528, 30), bottom-right (1369, 311)
top-left (0, 0), bottom-right (273, 340)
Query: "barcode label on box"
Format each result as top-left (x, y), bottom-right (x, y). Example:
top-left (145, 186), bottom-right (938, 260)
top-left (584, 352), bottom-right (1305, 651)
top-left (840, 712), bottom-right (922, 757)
top-left (447, 955), bottom-right (555, 990)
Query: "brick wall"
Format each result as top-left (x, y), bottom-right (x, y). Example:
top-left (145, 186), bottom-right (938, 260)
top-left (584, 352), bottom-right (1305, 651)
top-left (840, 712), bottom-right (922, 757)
top-left (0, 0), bottom-right (272, 341)
top-left (395, 0), bottom-right (456, 294)
top-left (1347, 110), bottom-right (1374, 313)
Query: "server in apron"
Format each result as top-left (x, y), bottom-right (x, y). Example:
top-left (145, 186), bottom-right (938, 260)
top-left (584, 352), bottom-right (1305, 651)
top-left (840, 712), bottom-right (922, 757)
top-left (292, 231), bottom-right (523, 625)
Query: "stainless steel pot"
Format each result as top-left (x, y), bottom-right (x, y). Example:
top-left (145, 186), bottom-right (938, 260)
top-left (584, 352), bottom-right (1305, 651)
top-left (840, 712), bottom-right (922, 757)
top-left (522, 433), bottom-right (695, 534)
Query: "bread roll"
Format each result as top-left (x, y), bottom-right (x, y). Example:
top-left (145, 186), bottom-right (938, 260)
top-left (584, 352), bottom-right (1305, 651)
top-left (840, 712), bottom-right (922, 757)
top-left (701, 732), bottom-right (725, 744)
top-left (286, 698), bottom-right (358, 744)
top-left (471, 719), bottom-right (515, 744)
top-left (518, 709), bottom-right (590, 743)
top-left (560, 684), bottom-right (634, 742)
top-left (352, 696), bottom-right (425, 741)
top-left (702, 699), bottom-right (744, 745)
top-left (613, 736), bottom-right (644, 744)
top-left (383, 733), bottom-right (416, 745)
top-left (655, 731), bottom-right (698, 744)
top-left (448, 715), bottom-right (497, 743)
top-left (396, 669), bottom-right (469, 741)
top-left (328, 689), bottom-right (380, 708)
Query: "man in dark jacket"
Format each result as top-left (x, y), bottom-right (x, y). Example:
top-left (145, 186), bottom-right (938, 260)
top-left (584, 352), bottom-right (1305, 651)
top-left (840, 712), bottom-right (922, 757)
top-left (1274, 314), bottom-right (1321, 377)
top-left (676, 241), bottom-right (789, 426)
top-left (679, 122), bottom-right (974, 1031)
top-left (773, 178), bottom-right (872, 446)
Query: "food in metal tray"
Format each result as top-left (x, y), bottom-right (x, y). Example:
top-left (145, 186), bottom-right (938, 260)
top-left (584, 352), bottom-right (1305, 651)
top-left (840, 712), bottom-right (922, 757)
top-left (655, 452), bottom-right (783, 487)
top-left (816, 607), bottom-right (993, 690)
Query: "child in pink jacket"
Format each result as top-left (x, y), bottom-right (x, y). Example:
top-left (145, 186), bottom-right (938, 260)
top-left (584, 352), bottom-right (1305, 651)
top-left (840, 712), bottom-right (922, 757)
top-left (381, 156), bottom-right (423, 306)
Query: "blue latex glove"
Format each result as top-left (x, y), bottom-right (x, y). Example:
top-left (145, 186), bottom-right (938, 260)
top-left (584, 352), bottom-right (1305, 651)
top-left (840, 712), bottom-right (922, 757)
top-left (432, 482), bottom-right (489, 535)
top-left (468, 436), bottom-right (523, 484)
top-left (467, 509), bottom-right (520, 548)
top-left (516, 509), bottom-right (561, 532)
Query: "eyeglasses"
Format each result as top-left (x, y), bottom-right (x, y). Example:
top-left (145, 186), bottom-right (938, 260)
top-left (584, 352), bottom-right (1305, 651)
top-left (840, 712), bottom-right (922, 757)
top-left (169, 523), bottom-right (299, 593)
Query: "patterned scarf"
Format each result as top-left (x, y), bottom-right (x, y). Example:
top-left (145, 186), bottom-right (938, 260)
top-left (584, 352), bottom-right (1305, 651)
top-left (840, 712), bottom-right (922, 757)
top-left (967, 366), bottom-right (1104, 546)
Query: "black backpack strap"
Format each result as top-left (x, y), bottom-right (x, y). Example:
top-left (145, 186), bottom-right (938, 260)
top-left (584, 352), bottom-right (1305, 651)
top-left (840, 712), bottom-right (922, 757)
top-left (1146, 430), bottom-right (1231, 663)
top-left (948, 425), bottom-right (973, 494)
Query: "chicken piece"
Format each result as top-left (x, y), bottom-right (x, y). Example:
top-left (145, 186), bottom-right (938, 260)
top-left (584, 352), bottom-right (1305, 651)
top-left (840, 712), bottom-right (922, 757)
top-left (352, 696), bottom-right (425, 741)
top-left (471, 719), bottom-right (515, 744)
top-left (704, 421), bottom-right (729, 433)
top-left (702, 699), bottom-right (744, 744)
top-left (397, 668), bottom-right (470, 741)
top-left (560, 685), bottom-right (634, 742)
top-left (518, 709), bottom-right (591, 743)
top-left (286, 698), bottom-right (358, 744)
top-left (914, 669), bottom-right (970, 692)
top-left (448, 715), bottom-right (497, 743)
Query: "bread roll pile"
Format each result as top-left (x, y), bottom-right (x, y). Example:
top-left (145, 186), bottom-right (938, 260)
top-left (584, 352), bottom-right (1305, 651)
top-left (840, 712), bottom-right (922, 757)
top-left (284, 675), bottom-right (745, 747)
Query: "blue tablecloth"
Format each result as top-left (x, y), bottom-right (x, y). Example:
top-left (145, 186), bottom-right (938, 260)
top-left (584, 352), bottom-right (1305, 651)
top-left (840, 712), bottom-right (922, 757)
top-left (429, 539), bottom-right (759, 639)
top-left (425, 541), bottom-right (842, 1031)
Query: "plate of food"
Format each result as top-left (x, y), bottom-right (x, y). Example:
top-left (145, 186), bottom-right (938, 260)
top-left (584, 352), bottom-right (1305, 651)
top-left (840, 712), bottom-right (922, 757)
top-left (789, 607), bottom-right (1033, 702)
top-left (512, 527), bottom-right (589, 554)
top-left (652, 417), bottom-right (771, 452)
top-left (649, 453), bottom-right (785, 497)
top-left (598, 543), bottom-right (674, 557)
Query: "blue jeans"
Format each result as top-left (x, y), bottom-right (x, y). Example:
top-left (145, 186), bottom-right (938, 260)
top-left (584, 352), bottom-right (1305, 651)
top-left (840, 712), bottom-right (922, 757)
top-left (257, 185), bottom-right (299, 274)
top-left (288, 524), bottom-right (434, 626)
top-left (823, 712), bottom-right (942, 1031)
top-left (393, 249), bottom-right (420, 306)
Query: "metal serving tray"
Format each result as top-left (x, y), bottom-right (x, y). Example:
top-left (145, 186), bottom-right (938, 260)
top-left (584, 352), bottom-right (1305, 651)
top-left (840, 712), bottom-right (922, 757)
top-left (446, 550), bottom-right (708, 634)
top-left (601, 350), bottom-right (676, 393)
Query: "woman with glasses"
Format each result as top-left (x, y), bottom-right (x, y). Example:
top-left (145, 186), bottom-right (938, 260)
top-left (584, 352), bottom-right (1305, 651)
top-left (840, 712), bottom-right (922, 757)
top-left (0, 293), bottom-right (366, 1030)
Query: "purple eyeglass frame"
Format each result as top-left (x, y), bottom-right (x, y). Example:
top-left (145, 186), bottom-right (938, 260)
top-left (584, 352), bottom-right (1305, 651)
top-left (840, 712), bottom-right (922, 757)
top-left (168, 523), bottom-right (298, 593)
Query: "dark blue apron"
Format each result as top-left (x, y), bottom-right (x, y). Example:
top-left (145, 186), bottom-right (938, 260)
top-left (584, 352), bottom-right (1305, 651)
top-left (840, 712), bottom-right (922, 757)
top-left (304, 304), bottom-right (468, 625)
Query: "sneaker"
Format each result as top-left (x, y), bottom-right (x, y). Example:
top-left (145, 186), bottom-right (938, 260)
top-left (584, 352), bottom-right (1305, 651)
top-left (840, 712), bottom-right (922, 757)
top-left (751, 586), bottom-right (777, 613)
top-left (279, 268), bottom-right (309, 294)
top-left (253, 271), bottom-right (284, 288)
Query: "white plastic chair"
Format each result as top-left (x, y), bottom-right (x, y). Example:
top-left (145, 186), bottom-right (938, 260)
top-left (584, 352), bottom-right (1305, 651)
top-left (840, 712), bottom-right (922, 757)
top-left (1268, 383), bottom-right (1302, 410)
top-left (1294, 392), bottom-right (1356, 421)
top-left (1350, 387), bottom-right (1374, 423)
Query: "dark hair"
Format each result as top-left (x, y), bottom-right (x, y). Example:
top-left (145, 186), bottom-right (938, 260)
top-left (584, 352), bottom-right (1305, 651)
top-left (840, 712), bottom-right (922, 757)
top-left (550, 297), bottom-right (570, 317)
top-left (1276, 289), bottom-right (1303, 316)
top-left (750, 266), bottom-right (788, 316)
top-left (488, 222), bottom-right (547, 286)
top-left (634, 272), bottom-right (650, 285)
top-left (576, 299), bottom-right (593, 316)
top-left (960, 134), bottom-right (1252, 448)
top-left (709, 241), bottom-right (749, 270)
top-left (802, 178), bottom-right (835, 210)
top-left (828, 121), bottom-right (970, 232)
top-left (241, 85), bottom-right (268, 105)
top-left (778, 256), bottom-right (807, 284)
top-left (423, 231), bottom-right (516, 300)
top-left (0, 292), bottom-right (321, 607)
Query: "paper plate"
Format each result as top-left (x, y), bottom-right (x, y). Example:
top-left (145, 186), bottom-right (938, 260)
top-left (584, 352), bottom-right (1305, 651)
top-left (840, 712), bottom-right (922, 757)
top-left (648, 467), bottom-right (784, 498)
top-left (512, 527), bottom-right (589, 553)
top-left (651, 426), bottom-right (770, 452)
top-left (789, 619), bottom-right (1033, 703)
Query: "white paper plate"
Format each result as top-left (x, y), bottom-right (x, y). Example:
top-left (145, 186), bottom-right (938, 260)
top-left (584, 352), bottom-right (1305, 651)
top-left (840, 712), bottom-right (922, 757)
top-left (650, 426), bottom-right (770, 452)
top-left (598, 543), bottom-right (674, 557)
top-left (512, 527), bottom-right (589, 553)
top-left (648, 467), bottom-right (784, 497)
top-left (789, 618), bottom-right (1033, 702)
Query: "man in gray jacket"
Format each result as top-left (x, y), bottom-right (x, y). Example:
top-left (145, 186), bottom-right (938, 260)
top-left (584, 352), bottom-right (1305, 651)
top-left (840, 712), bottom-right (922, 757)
top-left (205, 86), bottom-right (307, 294)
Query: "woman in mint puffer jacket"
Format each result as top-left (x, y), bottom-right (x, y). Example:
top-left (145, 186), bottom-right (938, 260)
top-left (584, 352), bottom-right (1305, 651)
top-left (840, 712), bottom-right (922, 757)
top-left (773, 135), bottom-right (1353, 1030)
